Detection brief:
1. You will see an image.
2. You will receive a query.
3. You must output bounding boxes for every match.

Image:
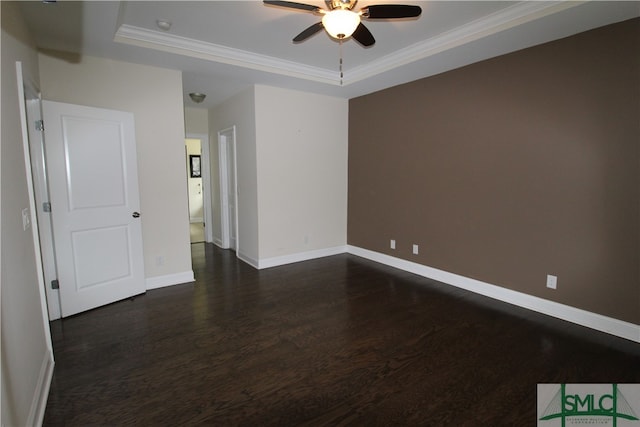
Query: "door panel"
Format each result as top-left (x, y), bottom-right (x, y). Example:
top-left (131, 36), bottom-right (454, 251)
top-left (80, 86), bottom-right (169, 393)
top-left (43, 100), bottom-right (145, 317)
top-left (72, 226), bottom-right (132, 289)
top-left (64, 117), bottom-right (127, 209)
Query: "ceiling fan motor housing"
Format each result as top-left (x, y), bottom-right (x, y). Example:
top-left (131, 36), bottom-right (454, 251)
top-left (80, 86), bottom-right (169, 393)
top-left (329, 0), bottom-right (358, 10)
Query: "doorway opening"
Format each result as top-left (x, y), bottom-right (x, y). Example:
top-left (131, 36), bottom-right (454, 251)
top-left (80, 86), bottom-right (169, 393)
top-left (186, 138), bottom-right (204, 243)
top-left (185, 133), bottom-right (212, 244)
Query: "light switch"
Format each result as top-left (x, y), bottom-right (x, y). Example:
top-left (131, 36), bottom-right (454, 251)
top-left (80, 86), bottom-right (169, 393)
top-left (22, 208), bottom-right (31, 231)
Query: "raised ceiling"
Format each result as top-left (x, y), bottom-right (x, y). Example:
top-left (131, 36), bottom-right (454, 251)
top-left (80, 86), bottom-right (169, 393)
top-left (18, 1), bottom-right (640, 109)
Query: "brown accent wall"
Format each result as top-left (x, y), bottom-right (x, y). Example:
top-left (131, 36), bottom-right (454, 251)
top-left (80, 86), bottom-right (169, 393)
top-left (348, 18), bottom-right (640, 324)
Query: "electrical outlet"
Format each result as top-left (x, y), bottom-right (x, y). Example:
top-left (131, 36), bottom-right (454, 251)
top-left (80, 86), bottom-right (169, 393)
top-left (390, 239), bottom-right (396, 250)
top-left (546, 274), bottom-right (557, 289)
top-left (412, 244), bottom-right (419, 255)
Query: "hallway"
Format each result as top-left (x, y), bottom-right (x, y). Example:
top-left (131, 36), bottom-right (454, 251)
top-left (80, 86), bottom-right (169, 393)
top-left (190, 222), bottom-right (205, 243)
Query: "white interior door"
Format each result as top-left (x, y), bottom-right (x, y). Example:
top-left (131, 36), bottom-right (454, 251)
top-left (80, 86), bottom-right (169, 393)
top-left (227, 137), bottom-right (237, 250)
top-left (43, 100), bottom-right (145, 317)
top-left (218, 127), bottom-right (238, 251)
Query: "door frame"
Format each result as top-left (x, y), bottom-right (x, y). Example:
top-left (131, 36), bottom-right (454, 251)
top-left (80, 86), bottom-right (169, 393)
top-left (186, 133), bottom-right (212, 243)
top-left (18, 68), bottom-right (61, 321)
top-left (22, 82), bottom-right (62, 321)
top-left (217, 126), bottom-right (239, 252)
top-left (16, 61), bottom-right (56, 340)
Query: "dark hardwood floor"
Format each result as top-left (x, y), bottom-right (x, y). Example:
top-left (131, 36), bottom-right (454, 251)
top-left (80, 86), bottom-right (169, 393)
top-left (44, 243), bottom-right (640, 426)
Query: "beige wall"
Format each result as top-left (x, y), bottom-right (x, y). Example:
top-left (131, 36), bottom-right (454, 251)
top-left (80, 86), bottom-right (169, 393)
top-left (208, 85), bottom-right (349, 266)
top-left (38, 54), bottom-right (193, 282)
top-left (184, 106), bottom-right (208, 136)
top-left (1, 2), bottom-right (52, 425)
top-left (348, 18), bottom-right (640, 324)
top-left (255, 85), bottom-right (348, 260)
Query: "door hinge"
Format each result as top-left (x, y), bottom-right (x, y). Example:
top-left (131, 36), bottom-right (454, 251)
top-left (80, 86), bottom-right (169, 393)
top-left (43, 202), bottom-right (52, 212)
top-left (35, 120), bottom-right (44, 132)
top-left (51, 279), bottom-right (59, 290)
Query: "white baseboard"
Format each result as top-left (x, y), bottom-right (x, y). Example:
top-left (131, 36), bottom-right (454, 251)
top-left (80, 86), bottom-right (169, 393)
top-left (347, 245), bottom-right (640, 343)
top-left (145, 270), bottom-right (194, 290)
top-left (237, 251), bottom-right (259, 269)
top-left (207, 242), bottom-right (258, 269)
top-left (189, 217), bottom-right (203, 224)
top-left (258, 245), bottom-right (348, 269)
top-left (27, 350), bottom-right (54, 427)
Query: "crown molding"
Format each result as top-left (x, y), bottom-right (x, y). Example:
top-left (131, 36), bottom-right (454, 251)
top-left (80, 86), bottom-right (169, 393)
top-left (344, 1), bottom-right (585, 85)
top-left (114, 1), bottom-right (585, 88)
top-left (114, 24), bottom-right (341, 85)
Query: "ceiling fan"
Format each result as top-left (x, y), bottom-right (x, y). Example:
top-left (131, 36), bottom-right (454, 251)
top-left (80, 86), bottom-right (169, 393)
top-left (264, 0), bottom-right (422, 47)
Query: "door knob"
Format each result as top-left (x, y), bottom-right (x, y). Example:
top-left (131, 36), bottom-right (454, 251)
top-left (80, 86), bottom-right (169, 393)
top-left (132, 212), bottom-right (140, 218)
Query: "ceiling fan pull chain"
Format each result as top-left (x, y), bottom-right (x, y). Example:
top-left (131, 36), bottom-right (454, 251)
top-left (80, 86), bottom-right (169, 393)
top-left (339, 41), bottom-right (343, 85)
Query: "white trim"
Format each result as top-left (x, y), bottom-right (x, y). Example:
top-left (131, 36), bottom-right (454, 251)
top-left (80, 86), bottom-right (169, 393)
top-left (213, 238), bottom-right (224, 248)
top-left (16, 62), bottom-right (55, 349)
top-left (218, 130), bottom-right (230, 249)
top-left (145, 270), bottom-right (195, 290)
top-left (27, 94), bottom-right (61, 321)
top-left (26, 350), bottom-right (54, 427)
top-left (237, 251), bottom-right (260, 270)
top-left (259, 245), bottom-right (348, 269)
top-left (189, 217), bottom-right (204, 224)
top-left (217, 126), bottom-right (239, 253)
top-left (347, 245), bottom-right (640, 343)
top-left (114, 24), bottom-right (338, 85)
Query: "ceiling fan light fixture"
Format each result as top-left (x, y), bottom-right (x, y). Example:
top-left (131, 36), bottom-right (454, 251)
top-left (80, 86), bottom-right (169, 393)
top-left (322, 9), bottom-right (360, 39)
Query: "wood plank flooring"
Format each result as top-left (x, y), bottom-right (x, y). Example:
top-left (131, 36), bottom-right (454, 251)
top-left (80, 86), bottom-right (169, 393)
top-left (44, 243), bottom-right (640, 426)
top-left (190, 222), bottom-right (205, 243)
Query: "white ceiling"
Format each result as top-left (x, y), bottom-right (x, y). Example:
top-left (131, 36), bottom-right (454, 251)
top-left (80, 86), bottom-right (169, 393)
top-left (18, 1), bottom-right (640, 109)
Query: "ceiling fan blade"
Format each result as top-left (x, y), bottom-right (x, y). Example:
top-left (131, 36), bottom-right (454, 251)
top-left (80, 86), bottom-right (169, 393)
top-left (352, 22), bottom-right (375, 47)
top-left (293, 22), bottom-right (325, 42)
top-left (364, 4), bottom-right (422, 19)
top-left (263, 0), bottom-right (321, 13)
